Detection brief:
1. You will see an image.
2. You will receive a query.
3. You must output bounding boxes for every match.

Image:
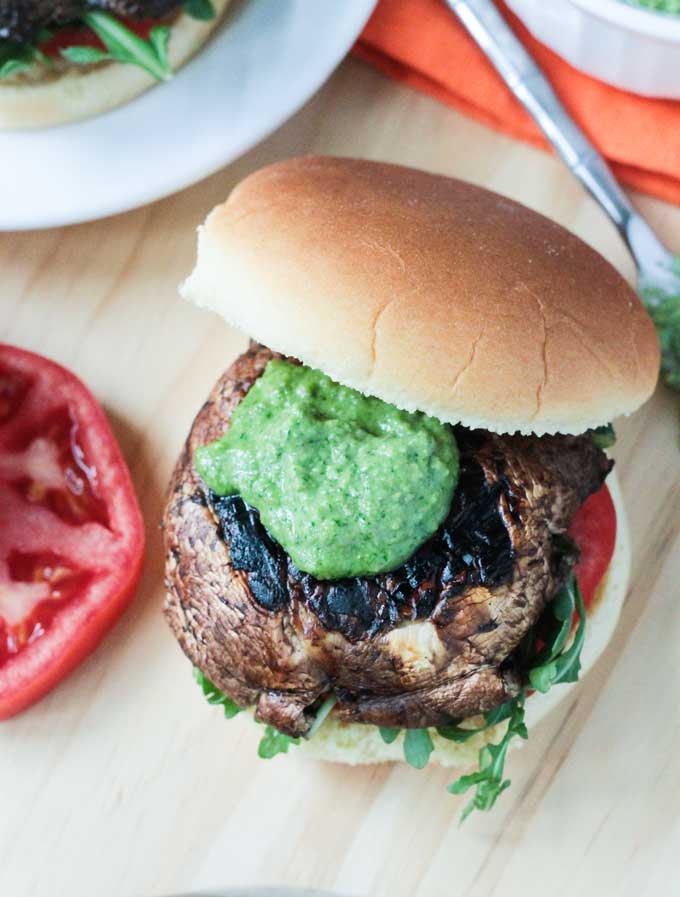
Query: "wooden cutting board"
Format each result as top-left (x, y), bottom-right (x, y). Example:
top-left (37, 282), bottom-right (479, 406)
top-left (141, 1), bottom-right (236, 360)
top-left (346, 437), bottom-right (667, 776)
top-left (1, 58), bottom-right (679, 897)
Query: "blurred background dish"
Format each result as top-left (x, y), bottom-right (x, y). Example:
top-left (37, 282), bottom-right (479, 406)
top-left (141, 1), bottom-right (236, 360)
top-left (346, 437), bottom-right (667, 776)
top-left (506, 0), bottom-right (680, 98)
top-left (0, 0), bottom-right (376, 231)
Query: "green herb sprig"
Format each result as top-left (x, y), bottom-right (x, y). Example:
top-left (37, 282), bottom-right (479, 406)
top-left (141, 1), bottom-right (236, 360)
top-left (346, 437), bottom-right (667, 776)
top-left (193, 667), bottom-right (241, 718)
top-left (0, 39), bottom-right (49, 79)
top-left (448, 694), bottom-right (528, 821)
top-left (63, 11), bottom-right (172, 81)
top-left (589, 424), bottom-right (616, 450)
top-left (379, 726), bottom-right (435, 769)
top-left (184, 0), bottom-right (217, 19)
top-left (258, 726), bottom-right (300, 759)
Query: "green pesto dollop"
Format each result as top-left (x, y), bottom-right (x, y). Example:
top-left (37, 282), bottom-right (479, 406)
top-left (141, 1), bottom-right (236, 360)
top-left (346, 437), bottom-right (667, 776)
top-left (195, 360), bottom-right (459, 580)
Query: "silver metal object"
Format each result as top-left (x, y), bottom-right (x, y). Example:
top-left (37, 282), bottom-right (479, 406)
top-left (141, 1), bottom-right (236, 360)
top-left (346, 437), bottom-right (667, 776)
top-left (445, 0), bottom-right (680, 301)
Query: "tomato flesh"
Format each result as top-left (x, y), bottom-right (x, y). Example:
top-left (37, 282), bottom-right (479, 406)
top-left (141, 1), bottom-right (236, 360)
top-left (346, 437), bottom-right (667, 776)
top-left (0, 363), bottom-right (31, 424)
top-left (0, 552), bottom-right (94, 667)
top-left (569, 484), bottom-right (617, 612)
top-left (0, 345), bottom-right (144, 720)
top-left (8, 405), bottom-right (110, 529)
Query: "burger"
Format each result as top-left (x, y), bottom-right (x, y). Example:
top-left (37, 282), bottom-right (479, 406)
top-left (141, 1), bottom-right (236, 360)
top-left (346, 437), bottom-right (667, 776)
top-left (163, 157), bottom-right (659, 818)
top-left (0, 0), bottom-right (230, 129)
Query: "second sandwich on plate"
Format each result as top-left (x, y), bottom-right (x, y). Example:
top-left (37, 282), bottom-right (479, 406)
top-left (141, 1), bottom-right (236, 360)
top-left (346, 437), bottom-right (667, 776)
top-left (163, 157), bottom-right (659, 819)
top-left (0, 0), bottom-right (231, 129)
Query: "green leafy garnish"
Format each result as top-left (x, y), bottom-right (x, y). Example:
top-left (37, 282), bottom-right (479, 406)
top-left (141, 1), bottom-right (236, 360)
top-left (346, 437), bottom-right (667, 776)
top-left (528, 576), bottom-right (585, 693)
top-left (483, 697), bottom-right (520, 727)
top-left (0, 41), bottom-right (49, 79)
top-left (184, 0), bottom-right (217, 20)
top-left (61, 45), bottom-right (111, 65)
top-left (65, 12), bottom-right (173, 81)
top-left (403, 728), bottom-right (434, 769)
top-left (378, 726), bottom-right (400, 744)
top-left (589, 424), bottom-right (616, 450)
top-left (446, 574), bottom-right (586, 820)
top-left (307, 694), bottom-right (338, 739)
top-left (193, 666), bottom-right (242, 718)
top-left (435, 722), bottom-right (483, 743)
top-left (258, 726), bottom-right (300, 759)
top-left (448, 693), bottom-right (528, 822)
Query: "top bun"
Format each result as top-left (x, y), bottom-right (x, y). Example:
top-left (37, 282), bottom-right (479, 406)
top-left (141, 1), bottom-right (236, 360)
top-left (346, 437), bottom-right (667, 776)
top-left (182, 156), bottom-right (659, 435)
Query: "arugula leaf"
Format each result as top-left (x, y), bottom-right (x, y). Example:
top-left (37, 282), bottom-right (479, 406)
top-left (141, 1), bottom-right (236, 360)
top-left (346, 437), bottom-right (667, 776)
top-left (258, 726), bottom-right (300, 759)
top-left (307, 694), bottom-right (337, 739)
top-left (192, 666), bottom-right (242, 719)
top-left (0, 41), bottom-right (42, 79)
top-left (483, 698), bottom-right (519, 727)
top-left (0, 57), bottom-right (33, 79)
top-left (184, 0), bottom-right (217, 19)
top-left (76, 11), bottom-right (173, 81)
top-left (61, 46), bottom-right (111, 65)
top-left (447, 573), bottom-right (586, 821)
top-left (435, 723), bottom-right (482, 743)
top-left (528, 578), bottom-right (575, 692)
top-left (448, 692), bottom-right (528, 821)
top-left (403, 728), bottom-right (434, 769)
top-left (379, 726), bottom-right (400, 744)
top-left (529, 577), bottom-right (586, 692)
top-left (589, 424), bottom-right (616, 450)
top-left (149, 26), bottom-right (171, 65)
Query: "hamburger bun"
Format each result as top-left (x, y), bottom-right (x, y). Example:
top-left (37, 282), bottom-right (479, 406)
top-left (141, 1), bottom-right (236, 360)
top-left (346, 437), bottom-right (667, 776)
top-left (298, 470), bottom-right (630, 767)
top-left (0, 0), bottom-right (231, 130)
top-left (182, 156), bottom-right (660, 436)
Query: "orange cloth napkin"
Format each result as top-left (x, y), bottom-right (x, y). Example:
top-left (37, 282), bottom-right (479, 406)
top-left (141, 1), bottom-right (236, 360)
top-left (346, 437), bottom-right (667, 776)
top-left (354, 0), bottom-right (680, 205)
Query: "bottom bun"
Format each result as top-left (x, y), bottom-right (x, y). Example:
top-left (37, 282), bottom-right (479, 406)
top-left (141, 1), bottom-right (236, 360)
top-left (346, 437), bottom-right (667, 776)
top-left (298, 471), bottom-right (630, 768)
top-left (0, 0), bottom-right (231, 130)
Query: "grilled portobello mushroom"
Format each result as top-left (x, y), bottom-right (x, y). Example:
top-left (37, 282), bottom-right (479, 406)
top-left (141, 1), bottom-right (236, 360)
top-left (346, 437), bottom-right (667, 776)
top-left (163, 344), bottom-right (612, 737)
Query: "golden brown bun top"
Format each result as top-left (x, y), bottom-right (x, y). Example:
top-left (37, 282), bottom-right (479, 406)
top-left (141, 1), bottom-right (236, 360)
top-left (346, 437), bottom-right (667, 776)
top-left (182, 157), bottom-right (659, 434)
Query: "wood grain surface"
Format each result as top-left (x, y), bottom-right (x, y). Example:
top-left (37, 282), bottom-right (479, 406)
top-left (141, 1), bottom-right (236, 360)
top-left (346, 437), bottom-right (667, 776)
top-left (1, 58), bottom-right (679, 897)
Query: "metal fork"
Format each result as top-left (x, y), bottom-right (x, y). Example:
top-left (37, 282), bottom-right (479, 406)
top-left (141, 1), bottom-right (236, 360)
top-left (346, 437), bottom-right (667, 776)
top-left (445, 0), bottom-right (680, 388)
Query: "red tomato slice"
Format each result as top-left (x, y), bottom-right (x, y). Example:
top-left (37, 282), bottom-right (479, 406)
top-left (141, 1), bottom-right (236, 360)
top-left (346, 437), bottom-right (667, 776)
top-left (568, 484), bottom-right (617, 612)
top-left (0, 345), bottom-right (144, 720)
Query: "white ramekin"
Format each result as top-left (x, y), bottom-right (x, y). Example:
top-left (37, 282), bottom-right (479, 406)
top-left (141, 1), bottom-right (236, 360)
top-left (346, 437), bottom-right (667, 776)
top-left (506, 0), bottom-right (680, 98)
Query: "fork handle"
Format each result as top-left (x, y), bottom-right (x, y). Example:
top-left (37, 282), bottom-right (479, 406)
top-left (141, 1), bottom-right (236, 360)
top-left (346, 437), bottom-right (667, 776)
top-left (445, 0), bottom-right (646, 255)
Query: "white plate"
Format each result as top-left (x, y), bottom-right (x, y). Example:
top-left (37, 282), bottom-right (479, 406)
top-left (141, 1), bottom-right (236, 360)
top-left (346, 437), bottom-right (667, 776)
top-left (0, 0), bottom-right (376, 231)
